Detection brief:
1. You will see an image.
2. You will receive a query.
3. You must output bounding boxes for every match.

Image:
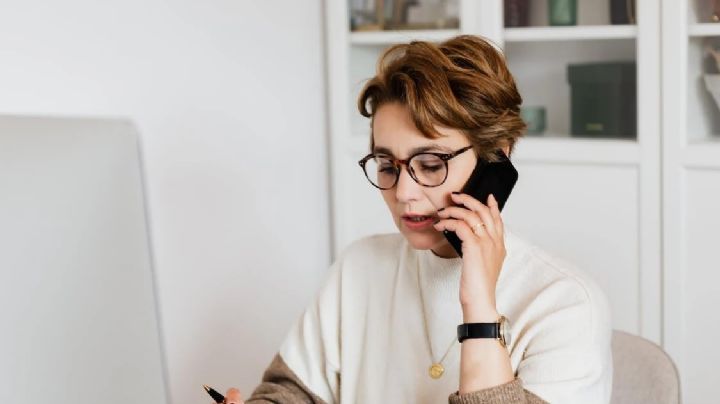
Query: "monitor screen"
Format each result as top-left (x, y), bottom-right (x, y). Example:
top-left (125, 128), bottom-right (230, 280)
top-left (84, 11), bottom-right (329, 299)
top-left (0, 116), bottom-right (167, 404)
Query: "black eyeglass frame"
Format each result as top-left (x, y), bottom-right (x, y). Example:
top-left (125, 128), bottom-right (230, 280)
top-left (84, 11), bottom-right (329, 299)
top-left (357, 145), bottom-right (476, 190)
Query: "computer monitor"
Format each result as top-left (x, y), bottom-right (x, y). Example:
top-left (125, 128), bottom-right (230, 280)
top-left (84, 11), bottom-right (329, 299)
top-left (0, 116), bottom-right (168, 403)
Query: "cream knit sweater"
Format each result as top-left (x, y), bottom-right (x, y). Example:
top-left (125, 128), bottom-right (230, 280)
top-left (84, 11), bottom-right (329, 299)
top-left (247, 228), bottom-right (613, 403)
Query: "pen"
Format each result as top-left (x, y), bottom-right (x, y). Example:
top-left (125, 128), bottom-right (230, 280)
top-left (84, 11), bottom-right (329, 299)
top-left (203, 384), bottom-right (225, 403)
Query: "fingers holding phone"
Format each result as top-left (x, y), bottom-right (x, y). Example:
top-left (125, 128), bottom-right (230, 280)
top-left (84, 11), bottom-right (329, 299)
top-left (440, 149), bottom-right (518, 257)
top-left (434, 192), bottom-right (507, 318)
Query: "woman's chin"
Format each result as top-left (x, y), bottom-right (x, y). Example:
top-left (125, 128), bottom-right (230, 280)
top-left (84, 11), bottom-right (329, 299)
top-left (400, 228), bottom-right (444, 250)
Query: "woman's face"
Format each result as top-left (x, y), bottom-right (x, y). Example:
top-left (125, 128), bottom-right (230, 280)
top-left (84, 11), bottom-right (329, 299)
top-left (372, 102), bottom-right (507, 258)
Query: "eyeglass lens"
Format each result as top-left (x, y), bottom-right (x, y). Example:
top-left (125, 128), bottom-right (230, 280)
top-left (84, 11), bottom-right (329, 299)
top-left (364, 153), bottom-right (446, 189)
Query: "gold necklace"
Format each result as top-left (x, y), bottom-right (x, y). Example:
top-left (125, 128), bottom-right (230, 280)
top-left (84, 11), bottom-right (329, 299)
top-left (417, 266), bottom-right (457, 379)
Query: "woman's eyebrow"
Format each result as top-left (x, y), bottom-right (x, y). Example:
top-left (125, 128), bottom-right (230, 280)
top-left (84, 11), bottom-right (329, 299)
top-left (372, 144), bottom-right (453, 156)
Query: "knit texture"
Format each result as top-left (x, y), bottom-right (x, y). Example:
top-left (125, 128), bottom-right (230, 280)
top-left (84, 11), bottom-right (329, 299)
top-left (449, 378), bottom-right (548, 404)
top-left (271, 227), bottom-right (613, 403)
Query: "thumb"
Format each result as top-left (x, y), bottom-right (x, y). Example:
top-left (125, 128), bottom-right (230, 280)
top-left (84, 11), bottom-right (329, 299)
top-left (225, 387), bottom-right (244, 404)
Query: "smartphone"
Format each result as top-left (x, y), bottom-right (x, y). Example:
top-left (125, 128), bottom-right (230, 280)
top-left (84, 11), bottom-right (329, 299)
top-left (442, 149), bottom-right (519, 257)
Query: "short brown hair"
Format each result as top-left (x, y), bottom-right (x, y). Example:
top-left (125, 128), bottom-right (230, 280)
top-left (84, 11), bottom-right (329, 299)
top-left (357, 35), bottom-right (526, 162)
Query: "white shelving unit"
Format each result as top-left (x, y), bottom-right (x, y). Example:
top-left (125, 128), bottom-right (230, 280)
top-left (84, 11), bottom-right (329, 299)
top-left (324, 1), bottom-right (716, 400)
top-left (662, 1), bottom-right (720, 403)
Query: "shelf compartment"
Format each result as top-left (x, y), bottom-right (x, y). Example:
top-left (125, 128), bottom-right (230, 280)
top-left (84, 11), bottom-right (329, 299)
top-left (504, 25), bottom-right (637, 43)
top-left (506, 39), bottom-right (637, 140)
top-left (352, 40), bottom-right (640, 144)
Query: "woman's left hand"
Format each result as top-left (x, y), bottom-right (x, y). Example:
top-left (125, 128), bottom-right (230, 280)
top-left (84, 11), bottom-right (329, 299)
top-left (433, 192), bottom-right (507, 321)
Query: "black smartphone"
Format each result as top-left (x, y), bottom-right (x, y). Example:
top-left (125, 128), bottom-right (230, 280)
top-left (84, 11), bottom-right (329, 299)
top-left (442, 149), bottom-right (518, 257)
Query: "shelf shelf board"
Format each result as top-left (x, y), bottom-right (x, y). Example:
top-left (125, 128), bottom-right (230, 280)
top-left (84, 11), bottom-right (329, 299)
top-left (688, 23), bottom-right (720, 37)
top-left (344, 133), bottom-right (640, 166)
top-left (350, 29), bottom-right (461, 45)
top-left (511, 136), bottom-right (640, 165)
top-left (504, 25), bottom-right (637, 42)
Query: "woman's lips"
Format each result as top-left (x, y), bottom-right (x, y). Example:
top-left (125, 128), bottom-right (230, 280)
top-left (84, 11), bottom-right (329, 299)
top-left (402, 215), bottom-right (436, 230)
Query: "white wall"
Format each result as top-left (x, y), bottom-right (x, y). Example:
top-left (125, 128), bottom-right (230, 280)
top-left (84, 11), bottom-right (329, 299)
top-left (0, 1), bottom-right (330, 403)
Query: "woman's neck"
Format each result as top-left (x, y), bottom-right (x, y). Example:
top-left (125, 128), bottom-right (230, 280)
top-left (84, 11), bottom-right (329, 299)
top-left (431, 242), bottom-right (460, 259)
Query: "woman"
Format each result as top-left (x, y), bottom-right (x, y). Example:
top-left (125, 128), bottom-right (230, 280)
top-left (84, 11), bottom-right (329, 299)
top-left (222, 35), bottom-right (612, 404)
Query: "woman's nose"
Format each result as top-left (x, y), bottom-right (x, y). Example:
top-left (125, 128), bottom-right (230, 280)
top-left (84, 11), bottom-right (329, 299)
top-left (394, 165), bottom-right (423, 202)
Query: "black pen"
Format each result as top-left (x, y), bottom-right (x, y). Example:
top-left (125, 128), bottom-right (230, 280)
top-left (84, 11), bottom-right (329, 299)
top-left (203, 384), bottom-right (225, 403)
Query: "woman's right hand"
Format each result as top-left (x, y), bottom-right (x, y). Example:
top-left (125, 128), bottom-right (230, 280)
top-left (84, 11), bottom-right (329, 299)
top-left (213, 387), bottom-right (244, 404)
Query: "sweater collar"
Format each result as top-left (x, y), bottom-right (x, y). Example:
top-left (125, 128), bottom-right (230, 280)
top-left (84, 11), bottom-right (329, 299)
top-left (418, 226), bottom-right (519, 266)
top-left (415, 226), bottom-right (521, 287)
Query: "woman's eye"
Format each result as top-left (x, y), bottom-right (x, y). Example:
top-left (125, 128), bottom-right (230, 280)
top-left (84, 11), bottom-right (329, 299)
top-left (420, 165), bottom-right (443, 172)
top-left (379, 165), bottom-right (396, 173)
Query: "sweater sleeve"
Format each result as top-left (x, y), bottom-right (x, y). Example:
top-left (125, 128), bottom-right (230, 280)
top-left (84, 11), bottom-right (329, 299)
top-left (514, 278), bottom-right (614, 403)
top-left (447, 273), bottom-right (613, 404)
top-left (245, 353), bottom-right (330, 403)
top-left (245, 259), bottom-right (342, 404)
top-left (448, 378), bottom-right (548, 404)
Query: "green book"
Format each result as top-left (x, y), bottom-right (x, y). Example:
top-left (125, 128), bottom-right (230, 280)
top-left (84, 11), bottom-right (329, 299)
top-left (567, 62), bottom-right (637, 138)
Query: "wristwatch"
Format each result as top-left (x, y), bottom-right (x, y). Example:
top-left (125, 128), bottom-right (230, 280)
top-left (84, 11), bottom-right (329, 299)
top-left (457, 315), bottom-right (511, 347)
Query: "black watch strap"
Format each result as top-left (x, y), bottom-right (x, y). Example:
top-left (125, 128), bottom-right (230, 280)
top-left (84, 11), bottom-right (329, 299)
top-left (457, 322), bottom-right (499, 343)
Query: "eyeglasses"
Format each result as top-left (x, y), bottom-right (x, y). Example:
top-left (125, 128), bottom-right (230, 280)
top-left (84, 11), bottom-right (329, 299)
top-left (358, 145), bottom-right (474, 190)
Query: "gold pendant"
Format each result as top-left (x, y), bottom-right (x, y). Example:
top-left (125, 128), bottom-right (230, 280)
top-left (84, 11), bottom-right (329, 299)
top-left (429, 363), bottom-right (444, 379)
